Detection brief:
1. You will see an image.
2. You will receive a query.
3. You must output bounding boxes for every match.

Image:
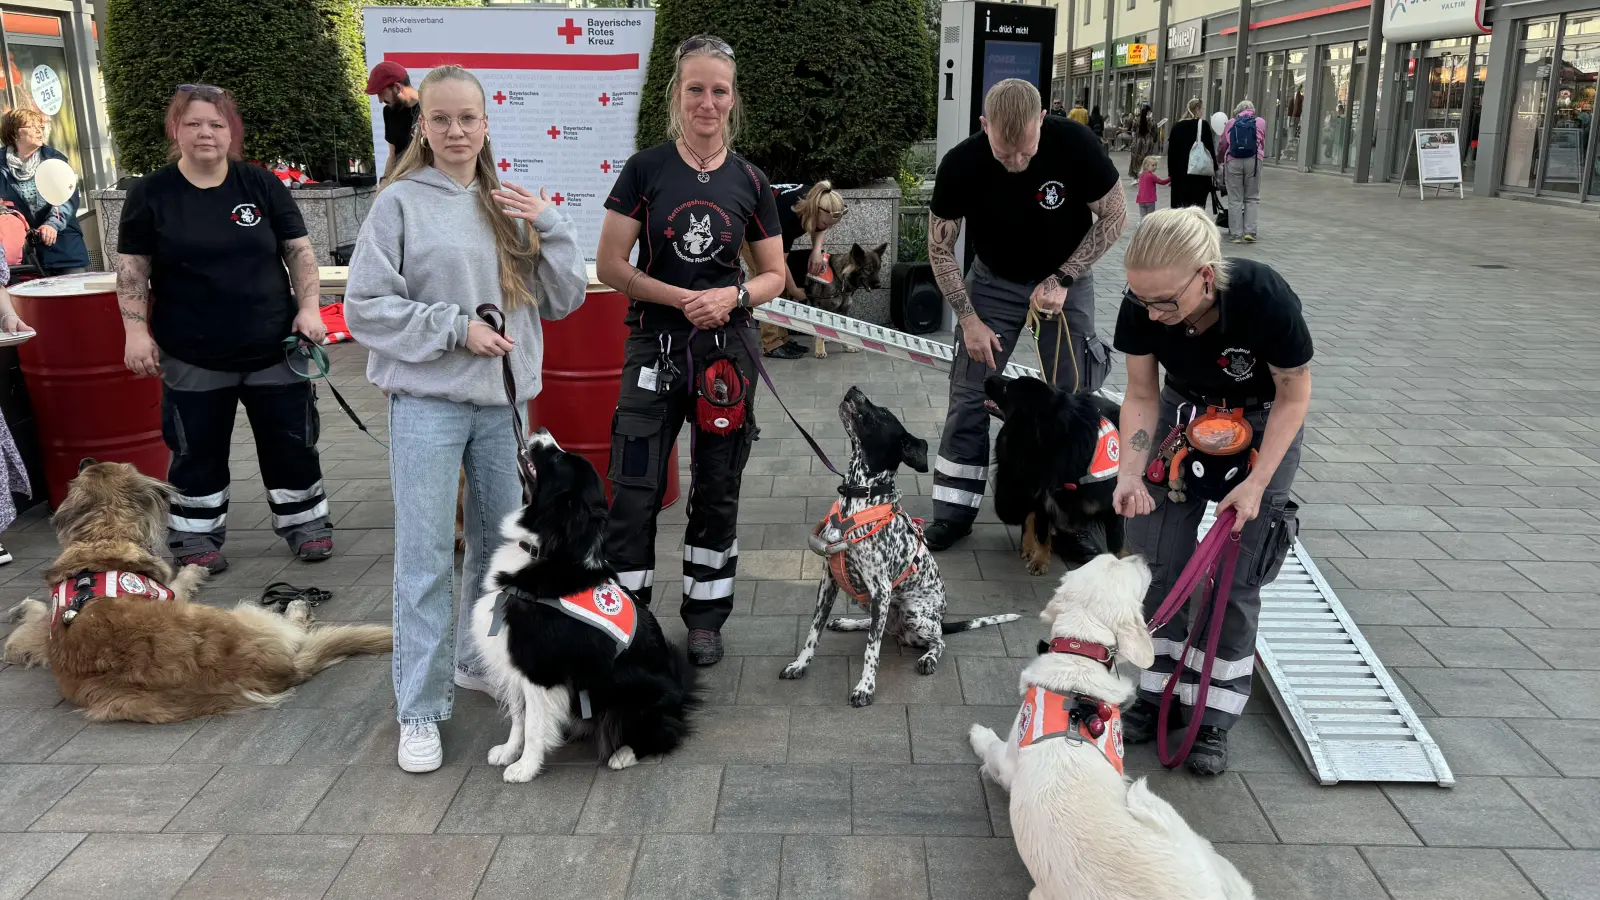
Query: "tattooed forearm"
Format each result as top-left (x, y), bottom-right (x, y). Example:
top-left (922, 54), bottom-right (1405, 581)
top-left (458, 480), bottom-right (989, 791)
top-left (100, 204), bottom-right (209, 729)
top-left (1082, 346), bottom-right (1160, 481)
top-left (1129, 429), bottom-right (1150, 452)
top-left (1057, 184), bottom-right (1128, 281)
top-left (927, 214), bottom-right (974, 319)
top-left (116, 254), bottom-right (151, 325)
top-left (282, 237), bottom-right (322, 310)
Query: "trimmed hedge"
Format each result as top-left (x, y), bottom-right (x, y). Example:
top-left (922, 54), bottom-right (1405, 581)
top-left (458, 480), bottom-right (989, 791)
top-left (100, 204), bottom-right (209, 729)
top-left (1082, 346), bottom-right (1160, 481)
top-left (103, 0), bottom-right (474, 178)
top-left (637, 0), bottom-right (934, 187)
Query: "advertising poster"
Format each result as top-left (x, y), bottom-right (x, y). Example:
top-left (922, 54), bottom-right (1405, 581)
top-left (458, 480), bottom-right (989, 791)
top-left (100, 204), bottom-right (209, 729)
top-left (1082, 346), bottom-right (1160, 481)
top-left (363, 5), bottom-right (657, 263)
top-left (1414, 128), bottom-right (1462, 184)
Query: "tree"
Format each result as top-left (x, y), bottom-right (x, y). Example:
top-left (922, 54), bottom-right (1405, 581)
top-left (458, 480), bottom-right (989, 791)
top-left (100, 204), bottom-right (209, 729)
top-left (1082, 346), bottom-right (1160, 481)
top-left (102, 0), bottom-right (474, 178)
top-left (636, 0), bottom-right (934, 186)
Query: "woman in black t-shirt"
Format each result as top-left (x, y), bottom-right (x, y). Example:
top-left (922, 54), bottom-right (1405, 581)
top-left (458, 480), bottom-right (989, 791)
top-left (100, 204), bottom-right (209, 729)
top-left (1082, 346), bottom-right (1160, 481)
top-left (117, 86), bottom-right (332, 574)
top-left (758, 181), bottom-right (846, 359)
top-left (1109, 207), bottom-right (1313, 776)
top-left (596, 35), bottom-right (786, 666)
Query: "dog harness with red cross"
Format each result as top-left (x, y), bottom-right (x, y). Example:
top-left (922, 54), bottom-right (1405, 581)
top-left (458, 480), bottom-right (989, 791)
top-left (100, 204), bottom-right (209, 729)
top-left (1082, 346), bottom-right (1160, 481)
top-left (1015, 684), bottom-right (1125, 775)
top-left (1065, 418), bottom-right (1121, 490)
top-left (488, 582), bottom-right (638, 656)
top-left (49, 570), bottom-right (174, 630)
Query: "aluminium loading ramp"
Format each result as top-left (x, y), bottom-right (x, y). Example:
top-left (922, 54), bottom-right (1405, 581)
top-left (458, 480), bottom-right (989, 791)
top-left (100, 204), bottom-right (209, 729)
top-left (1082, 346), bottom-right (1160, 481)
top-left (755, 298), bottom-right (1455, 786)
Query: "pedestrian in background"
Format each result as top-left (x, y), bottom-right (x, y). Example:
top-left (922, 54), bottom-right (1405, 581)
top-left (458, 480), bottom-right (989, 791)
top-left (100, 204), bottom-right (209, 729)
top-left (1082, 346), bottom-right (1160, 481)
top-left (367, 61), bottom-right (421, 178)
top-left (116, 84), bottom-right (331, 575)
top-left (344, 64), bottom-right (589, 774)
top-left (0, 109), bottom-right (90, 276)
top-left (1219, 100), bottom-right (1266, 244)
top-left (1165, 98), bottom-right (1216, 210)
top-left (1136, 156), bottom-right (1169, 219)
top-left (756, 180), bottom-right (847, 360)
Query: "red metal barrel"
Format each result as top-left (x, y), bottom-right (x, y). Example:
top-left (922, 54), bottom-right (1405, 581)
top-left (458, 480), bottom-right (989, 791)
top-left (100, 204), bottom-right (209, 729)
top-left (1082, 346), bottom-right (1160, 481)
top-left (9, 273), bottom-right (169, 510)
top-left (530, 286), bottom-right (679, 507)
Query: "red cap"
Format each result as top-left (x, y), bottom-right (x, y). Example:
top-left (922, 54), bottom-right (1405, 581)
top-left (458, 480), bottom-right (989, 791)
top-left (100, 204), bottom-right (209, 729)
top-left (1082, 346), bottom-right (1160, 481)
top-left (365, 61), bottom-right (408, 95)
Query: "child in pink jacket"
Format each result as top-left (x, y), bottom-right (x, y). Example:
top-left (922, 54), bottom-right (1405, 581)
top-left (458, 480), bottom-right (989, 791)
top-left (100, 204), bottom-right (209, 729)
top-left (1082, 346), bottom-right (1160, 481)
top-left (1136, 156), bottom-right (1169, 218)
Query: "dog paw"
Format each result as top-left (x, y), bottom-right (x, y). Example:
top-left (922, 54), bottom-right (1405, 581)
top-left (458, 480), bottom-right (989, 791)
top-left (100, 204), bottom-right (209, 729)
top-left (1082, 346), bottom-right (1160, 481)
top-left (284, 598), bottom-right (314, 624)
top-left (606, 746), bottom-right (638, 770)
top-left (487, 742), bottom-right (521, 766)
top-left (841, 344), bottom-right (861, 353)
top-left (1026, 560), bottom-right (1049, 577)
top-left (849, 688), bottom-right (876, 708)
top-left (969, 724), bottom-right (1001, 755)
top-left (502, 758), bottom-right (543, 783)
top-left (915, 654), bottom-right (939, 675)
top-left (779, 662), bottom-right (808, 680)
top-left (814, 350), bottom-right (828, 359)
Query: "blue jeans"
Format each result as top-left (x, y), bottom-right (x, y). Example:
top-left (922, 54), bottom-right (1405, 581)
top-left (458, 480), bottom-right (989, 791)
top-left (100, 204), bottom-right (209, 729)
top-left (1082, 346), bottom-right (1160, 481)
top-left (389, 394), bottom-right (523, 725)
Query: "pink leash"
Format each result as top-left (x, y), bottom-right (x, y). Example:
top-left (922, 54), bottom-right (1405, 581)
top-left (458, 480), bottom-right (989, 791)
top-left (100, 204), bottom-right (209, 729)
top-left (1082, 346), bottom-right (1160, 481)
top-left (1143, 508), bottom-right (1242, 768)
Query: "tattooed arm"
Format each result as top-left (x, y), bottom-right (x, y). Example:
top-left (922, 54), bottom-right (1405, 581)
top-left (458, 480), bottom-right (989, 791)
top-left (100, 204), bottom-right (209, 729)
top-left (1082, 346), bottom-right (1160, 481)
top-left (929, 213), bottom-right (1002, 368)
top-left (1112, 351), bottom-right (1161, 518)
top-left (118, 254), bottom-right (161, 377)
top-left (1252, 363), bottom-right (1312, 487)
top-left (1054, 183), bottom-right (1128, 282)
top-left (282, 236), bottom-right (327, 343)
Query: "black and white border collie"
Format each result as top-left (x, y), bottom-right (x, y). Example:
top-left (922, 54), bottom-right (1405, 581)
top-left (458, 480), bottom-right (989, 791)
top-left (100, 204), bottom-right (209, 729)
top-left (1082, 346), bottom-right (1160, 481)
top-left (470, 430), bottom-right (698, 783)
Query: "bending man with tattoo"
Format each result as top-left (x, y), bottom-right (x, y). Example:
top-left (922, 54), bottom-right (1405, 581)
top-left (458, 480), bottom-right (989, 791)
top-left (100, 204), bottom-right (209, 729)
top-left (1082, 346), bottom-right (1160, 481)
top-left (923, 78), bottom-right (1127, 550)
top-left (1111, 208), bottom-right (1314, 775)
top-left (116, 85), bottom-right (333, 574)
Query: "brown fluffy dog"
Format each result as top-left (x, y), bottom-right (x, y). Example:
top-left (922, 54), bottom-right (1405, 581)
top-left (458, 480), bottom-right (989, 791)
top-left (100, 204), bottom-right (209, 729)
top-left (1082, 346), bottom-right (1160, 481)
top-left (2, 460), bottom-right (391, 724)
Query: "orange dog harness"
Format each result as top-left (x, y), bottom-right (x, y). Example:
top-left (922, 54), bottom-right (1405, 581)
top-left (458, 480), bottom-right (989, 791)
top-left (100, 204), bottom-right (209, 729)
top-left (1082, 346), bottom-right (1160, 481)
top-left (50, 570), bottom-right (174, 630)
top-left (1015, 684), bottom-right (1125, 775)
top-left (1064, 417), bottom-right (1121, 490)
top-left (808, 500), bottom-right (923, 607)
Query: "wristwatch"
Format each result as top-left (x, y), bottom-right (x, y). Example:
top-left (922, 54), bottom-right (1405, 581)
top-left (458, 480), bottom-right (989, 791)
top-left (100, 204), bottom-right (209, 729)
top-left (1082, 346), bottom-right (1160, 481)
top-left (735, 284), bottom-right (751, 309)
top-left (1053, 269), bottom-right (1075, 290)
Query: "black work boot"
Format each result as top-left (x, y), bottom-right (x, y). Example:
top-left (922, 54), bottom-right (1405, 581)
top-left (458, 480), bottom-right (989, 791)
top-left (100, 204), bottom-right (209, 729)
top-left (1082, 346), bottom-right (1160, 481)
top-left (923, 520), bottom-right (972, 551)
top-left (1120, 698), bottom-right (1162, 744)
top-left (1186, 725), bottom-right (1230, 775)
top-left (687, 629), bottom-right (725, 667)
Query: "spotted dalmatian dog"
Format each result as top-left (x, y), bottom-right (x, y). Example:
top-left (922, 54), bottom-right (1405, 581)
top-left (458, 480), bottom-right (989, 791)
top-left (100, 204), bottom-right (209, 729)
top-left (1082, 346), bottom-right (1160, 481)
top-left (782, 387), bottom-right (1019, 707)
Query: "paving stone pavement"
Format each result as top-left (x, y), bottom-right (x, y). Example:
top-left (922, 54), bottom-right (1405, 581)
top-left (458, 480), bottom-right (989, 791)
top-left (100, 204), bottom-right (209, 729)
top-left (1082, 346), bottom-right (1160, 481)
top-left (2, 164), bottom-right (1598, 898)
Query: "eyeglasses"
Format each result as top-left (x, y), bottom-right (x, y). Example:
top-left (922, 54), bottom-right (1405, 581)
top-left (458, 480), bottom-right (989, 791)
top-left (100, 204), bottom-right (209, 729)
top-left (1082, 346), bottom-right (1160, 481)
top-left (422, 113), bottom-right (486, 134)
top-left (1124, 268), bottom-right (1203, 312)
top-left (177, 83), bottom-right (228, 99)
top-left (676, 35), bottom-right (734, 60)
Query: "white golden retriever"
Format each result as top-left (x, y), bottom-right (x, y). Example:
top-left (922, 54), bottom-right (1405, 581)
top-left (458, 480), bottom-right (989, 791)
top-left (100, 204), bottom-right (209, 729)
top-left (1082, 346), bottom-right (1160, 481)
top-left (969, 554), bottom-right (1254, 900)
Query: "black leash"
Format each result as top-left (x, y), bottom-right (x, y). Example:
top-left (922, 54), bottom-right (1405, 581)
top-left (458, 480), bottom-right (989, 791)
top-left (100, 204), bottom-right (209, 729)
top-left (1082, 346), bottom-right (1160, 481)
top-left (259, 581), bottom-right (332, 611)
top-left (728, 324), bottom-right (842, 476)
top-left (475, 303), bottom-right (537, 505)
top-left (283, 336), bottom-right (386, 448)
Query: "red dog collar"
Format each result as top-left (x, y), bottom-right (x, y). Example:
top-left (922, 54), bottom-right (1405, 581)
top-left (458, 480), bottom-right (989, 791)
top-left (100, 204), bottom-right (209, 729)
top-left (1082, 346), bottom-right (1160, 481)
top-left (1048, 637), bottom-right (1116, 670)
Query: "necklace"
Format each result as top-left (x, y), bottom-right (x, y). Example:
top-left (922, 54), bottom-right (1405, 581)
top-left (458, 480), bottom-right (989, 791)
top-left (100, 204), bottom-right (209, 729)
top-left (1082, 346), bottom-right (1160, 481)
top-left (681, 139), bottom-right (724, 183)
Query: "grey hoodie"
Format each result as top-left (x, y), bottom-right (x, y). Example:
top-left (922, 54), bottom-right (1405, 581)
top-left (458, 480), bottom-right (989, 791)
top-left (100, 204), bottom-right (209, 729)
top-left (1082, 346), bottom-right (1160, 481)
top-left (343, 166), bottom-right (588, 406)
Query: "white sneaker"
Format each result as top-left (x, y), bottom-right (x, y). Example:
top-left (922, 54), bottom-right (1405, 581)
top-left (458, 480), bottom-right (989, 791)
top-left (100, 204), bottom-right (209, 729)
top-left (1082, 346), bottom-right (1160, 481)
top-left (0, 544), bottom-right (11, 566)
top-left (398, 723), bottom-right (442, 773)
top-left (453, 670), bottom-right (493, 695)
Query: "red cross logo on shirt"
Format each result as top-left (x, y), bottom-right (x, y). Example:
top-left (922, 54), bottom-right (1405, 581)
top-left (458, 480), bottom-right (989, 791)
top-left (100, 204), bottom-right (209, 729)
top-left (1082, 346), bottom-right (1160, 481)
top-left (557, 18), bottom-right (582, 43)
top-left (551, 193), bottom-right (565, 205)
top-left (664, 227), bottom-right (675, 239)
top-left (598, 93), bottom-right (611, 106)
top-left (492, 91), bottom-right (506, 105)
top-left (497, 158), bottom-right (511, 172)
top-left (600, 161), bottom-right (612, 174)
top-left (547, 126), bottom-right (561, 140)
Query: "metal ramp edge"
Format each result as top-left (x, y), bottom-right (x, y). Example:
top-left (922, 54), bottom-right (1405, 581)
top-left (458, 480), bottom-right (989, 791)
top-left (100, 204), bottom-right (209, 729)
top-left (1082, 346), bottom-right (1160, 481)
top-left (753, 300), bottom-right (1455, 786)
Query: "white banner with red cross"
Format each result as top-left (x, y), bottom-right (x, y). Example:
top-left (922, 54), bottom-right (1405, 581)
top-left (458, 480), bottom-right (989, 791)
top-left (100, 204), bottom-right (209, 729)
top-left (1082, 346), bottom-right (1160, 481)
top-left (362, 5), bottom-right (658, 263)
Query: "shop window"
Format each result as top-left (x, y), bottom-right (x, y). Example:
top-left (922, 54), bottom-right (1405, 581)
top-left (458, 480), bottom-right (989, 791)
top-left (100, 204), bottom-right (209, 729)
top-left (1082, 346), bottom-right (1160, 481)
top-left (1542, 13), bottom-right (1597, 195)
top-left (0, 11), bottom-right (83, 177)
top-left (1503, 18), bottom-right (1559, 190)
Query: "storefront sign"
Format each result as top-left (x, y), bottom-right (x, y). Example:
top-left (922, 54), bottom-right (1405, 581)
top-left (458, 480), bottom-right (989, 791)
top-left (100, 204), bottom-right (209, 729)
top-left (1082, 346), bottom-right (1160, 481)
top-left (1091, 48), bottom-right (1105, 71)
top-left (1167, 18), bottom-right (1203, 59)
top-left (1115, 41), bottom-right (1157, 68)
top-left (30, 66), bottom-right (63, 117)
top-left (362, 6), bottom-right (655, 264)
top-left (1072, 48), bottom-right (1095, 75)
top-left (1383, 0), bottom-right (1490, 43)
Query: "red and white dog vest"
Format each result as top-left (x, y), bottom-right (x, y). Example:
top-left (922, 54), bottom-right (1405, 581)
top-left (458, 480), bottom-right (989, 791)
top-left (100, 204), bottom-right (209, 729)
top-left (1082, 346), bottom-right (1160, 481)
top-left (50, 570), bottom-right (173, 630)
top-left (1083, 418), bottom-right (1121, 483)
top-left (536, 583), bottom-right (638, 651)
top-left (1015, 684), bottom-right (1125, 775)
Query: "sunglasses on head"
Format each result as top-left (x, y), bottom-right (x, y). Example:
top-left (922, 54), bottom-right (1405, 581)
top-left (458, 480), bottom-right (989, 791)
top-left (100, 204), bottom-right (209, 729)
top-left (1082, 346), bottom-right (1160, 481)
top-left (676, 35), bottom-right (734, 60)
top-left (177, 83), bottom-right (228, 99)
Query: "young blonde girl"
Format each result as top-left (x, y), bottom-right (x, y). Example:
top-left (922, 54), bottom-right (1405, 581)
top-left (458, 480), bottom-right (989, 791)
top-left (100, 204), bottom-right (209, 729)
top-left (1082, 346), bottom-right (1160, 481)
top-left (1135, 156), bottom-right (1170, 218)
top-left (344, 65), bottom-right (589, 773)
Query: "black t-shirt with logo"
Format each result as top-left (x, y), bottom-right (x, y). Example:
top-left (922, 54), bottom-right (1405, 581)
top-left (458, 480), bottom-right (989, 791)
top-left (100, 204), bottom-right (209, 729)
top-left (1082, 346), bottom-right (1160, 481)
top-left (605, 142), bottom-right (782, 326)
top-left (1113, 258), bottom-right (1314, 401)
top-left (383, 102), bottom-right (420, 158)
top-left (118, 161), bottom-right (307, 372)
top-left (930, 116), bottom-right (1120, 284)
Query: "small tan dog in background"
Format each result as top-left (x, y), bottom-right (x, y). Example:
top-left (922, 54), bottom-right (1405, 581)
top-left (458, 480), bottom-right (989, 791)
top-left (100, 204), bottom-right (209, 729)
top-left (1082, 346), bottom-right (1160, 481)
top-left (3, 460), bottom-right (391, 724)
top-left (969, 554), bottom-right (1254, 900)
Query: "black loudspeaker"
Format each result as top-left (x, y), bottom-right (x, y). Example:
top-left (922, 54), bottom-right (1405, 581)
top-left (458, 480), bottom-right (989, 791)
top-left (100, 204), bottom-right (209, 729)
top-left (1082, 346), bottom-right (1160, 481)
top-left (890, 262), bottom-right (942, 335)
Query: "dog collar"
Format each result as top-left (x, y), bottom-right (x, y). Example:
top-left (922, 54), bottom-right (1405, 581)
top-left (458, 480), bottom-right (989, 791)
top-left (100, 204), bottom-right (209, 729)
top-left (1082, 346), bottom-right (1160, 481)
top-left (1047, 637), bottom-right (1116, 670)
top-left (837, 483), bottom-right (896, 500)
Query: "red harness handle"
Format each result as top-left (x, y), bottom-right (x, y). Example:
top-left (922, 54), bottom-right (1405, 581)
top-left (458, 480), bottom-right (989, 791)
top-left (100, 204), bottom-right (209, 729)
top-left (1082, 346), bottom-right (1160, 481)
top-left (1145, 508), bottom-right (1242, 768)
